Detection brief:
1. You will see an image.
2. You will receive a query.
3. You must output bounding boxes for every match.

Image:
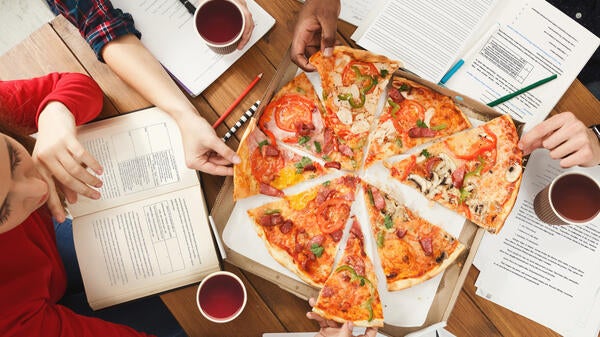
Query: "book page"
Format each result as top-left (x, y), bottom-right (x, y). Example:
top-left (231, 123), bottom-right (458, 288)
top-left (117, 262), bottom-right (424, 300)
top-left (110, 0), bottom-right (275, 96)
top-left (68, 107), bottom-right (199, 217)
top-left (352, 0), bottom-right (499, 83)
top-left (473, 149), bottom-right (600, 336)
top-left (445, 0), bottom-right (600, 131)
top-left (73, 186), bottom-right (219, 310)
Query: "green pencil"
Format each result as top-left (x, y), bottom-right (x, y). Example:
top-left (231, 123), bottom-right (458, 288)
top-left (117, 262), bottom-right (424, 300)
top-left (487, 74), bottom-right (558, 107)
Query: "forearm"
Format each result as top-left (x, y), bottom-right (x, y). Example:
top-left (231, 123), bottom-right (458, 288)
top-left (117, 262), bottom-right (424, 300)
top-left (101, 34), bottom-right (200, 125)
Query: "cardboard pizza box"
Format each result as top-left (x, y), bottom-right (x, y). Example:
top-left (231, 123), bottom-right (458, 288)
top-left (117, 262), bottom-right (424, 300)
top-left (210, 46), bottom-right (523, 336)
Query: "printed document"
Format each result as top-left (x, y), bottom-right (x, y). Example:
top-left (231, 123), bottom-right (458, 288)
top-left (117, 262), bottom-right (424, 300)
top-left (474, 150), bottom-right (600, 336)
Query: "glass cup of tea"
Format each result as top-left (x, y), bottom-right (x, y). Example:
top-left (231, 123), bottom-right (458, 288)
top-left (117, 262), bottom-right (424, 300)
top-left (194, 0), bottom-right (246, 54)
top-left (533, 171), bottom-right (600, 225)
top-left (196, 271), bottom-right (247, 323)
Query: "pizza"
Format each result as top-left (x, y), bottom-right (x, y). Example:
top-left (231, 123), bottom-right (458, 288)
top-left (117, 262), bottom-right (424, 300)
top-left (365, 76), bottom-right (471, 166)
top-left (309, 46), bottom-right (401, 170)
top-left (258, 72), bottom-right (349, 171)
top-left (312, 216), bottom-right (384, 327)
top-left (246, 175), bottom-right (360, 287)
top-left (234, 119), bottom-right (330, 200)
top-left (385, 115), bottom-right (523, 233)
top-left (361, 181), bottom-right (465, 291)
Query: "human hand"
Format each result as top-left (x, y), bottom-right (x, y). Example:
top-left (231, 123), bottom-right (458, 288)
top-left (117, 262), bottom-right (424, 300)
top-left (177, 113), bottom-right (241, 175)
top-left (234, 0), bottom-right (255, 50)
top-left (518, 111), bottom-right (600, 167)
top-left (34, 102), bottom-right (103, 222)
top-left (306, 298), bottom-right (378, 337)
top-left (291, 0), bottom-right (341, 71)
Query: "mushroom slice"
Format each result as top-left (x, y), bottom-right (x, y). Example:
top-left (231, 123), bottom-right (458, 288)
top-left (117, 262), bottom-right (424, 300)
top-left (506, 162), bottom-right (522, 182)
top-left (407, 174), bottom-right (431, 194)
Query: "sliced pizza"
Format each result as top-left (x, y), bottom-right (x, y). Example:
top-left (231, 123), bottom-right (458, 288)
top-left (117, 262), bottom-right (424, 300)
top-left (258, 72), bottom-right (350, 171)
top-left (385, 114), bottom-right (523, 233)
top-left (310, 46), bottom-right (401, 170)
top-left (312, 216), bottom-right (384, 327)
top-left (247, 175), bottom-right (360, 287)
top-left (234, 118), bottom-right (330, 200)
top-left (361, 181), bottom-right (464, 291)
top-left (366, 76), bottom-right (471, 166)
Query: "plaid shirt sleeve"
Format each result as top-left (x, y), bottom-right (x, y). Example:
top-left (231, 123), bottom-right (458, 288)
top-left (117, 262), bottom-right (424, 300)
top-left (46, 0), bottom-right (142, 62)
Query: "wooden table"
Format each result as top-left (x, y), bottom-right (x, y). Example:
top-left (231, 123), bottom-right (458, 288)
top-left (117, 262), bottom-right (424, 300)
top-left (1, 1), bottom-right (599, 336)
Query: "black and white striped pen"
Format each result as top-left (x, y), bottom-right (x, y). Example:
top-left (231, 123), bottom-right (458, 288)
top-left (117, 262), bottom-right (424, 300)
top-left (221, 100), bottom-right (261, 142)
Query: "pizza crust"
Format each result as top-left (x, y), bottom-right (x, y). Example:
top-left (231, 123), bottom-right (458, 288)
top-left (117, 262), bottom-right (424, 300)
top-left (312, 307), bottom-right (385, 328)
top-left (233, 118), bottom-right (259, 200)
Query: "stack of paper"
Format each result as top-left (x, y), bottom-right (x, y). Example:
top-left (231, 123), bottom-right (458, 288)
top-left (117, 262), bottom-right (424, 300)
top-left (352, 0), bottom-right (599, 132)
top-left (474, 150), bottom-right (600, 337)
top-left (111, 0), bottom-right (275, 96)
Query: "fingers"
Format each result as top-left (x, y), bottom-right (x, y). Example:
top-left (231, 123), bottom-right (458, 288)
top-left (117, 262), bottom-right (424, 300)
top-left (363, 327), bottom-right (378, 337)
top-left (237, 0), bottom-right (254, 50)
top-left (49, 151), bottom-right (101, 199)
top-left (291, 31), bottom-right (318, 72)
top-left (318, 15), bottom-right (338, 57)
top-left (519, 112), bottom-right (574, 154)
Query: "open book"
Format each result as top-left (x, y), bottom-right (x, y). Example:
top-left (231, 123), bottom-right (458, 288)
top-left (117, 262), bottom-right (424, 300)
top-left (70, 108), bottom-right (220, 310)
top-left (110, 0), bottom-right (275, 97)
top-left (352, 0), bottom-right (599, 131)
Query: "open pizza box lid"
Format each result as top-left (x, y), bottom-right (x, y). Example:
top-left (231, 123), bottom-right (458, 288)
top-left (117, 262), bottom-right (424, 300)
top-left (210, 47), bottom-right (523, 336)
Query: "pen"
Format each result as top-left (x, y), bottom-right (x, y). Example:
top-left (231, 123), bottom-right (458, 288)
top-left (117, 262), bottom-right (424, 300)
top-left (178, 0), bottom-right (196, 15)
top-left (487, 74), bottom-right (558, 107)
top-left (213, 73), bottom-right (263, 128)
top-left (222, 100), bottom-right (261, 142)
top-left (439, 59), bottom-right (464, 85)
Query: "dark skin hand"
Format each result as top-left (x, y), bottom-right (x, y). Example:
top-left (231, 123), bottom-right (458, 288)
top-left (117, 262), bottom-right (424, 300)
top-left (291, 0), bottom-right (341, 71)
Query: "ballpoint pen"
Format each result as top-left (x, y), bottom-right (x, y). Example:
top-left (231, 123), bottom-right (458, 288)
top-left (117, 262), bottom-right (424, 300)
top-left (487, 74), bottom-right (558, 107)
top-left (178, 0), bottom-right (196, 15)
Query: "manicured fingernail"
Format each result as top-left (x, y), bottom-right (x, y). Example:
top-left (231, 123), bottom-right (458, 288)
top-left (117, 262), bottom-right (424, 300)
top-left (517, 142), bottom-right (524, 150)
top-left (232, 154), bottom-right (241, 164)
top-left (323, 47), bottom-right (333, 57)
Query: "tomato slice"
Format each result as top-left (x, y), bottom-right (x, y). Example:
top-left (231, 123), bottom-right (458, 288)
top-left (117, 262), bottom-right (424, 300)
top-left (250, 147), bottom-right (285, 184)
top-left (391, 100), bottom-right (425, 132)
top-left (342, 61), bottom-right (379, 94)
top-left (317, 198), bottom-right (351, 234)
top-left (264, 94), bottom-right (315, 133)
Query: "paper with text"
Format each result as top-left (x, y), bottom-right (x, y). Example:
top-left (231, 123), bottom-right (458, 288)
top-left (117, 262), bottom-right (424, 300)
top-left (110, 0), bottom-right (275, 96)
top-left (474, 149), bottom-right (600, 336)
top-left (352, 0), bottom-right (498, 83)
top-left (445, 0), bottom-right (600, 131)
top-left (68, 108), bottom-right (199, 217)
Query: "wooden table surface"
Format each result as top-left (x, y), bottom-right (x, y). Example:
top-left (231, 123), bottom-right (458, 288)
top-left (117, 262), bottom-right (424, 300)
top-left (1, 1), bottom-right (599, 336)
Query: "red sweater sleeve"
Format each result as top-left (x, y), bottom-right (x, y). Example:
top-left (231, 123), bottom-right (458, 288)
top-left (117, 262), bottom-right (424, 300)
top-left (0, 72), bottom-right (103, 134)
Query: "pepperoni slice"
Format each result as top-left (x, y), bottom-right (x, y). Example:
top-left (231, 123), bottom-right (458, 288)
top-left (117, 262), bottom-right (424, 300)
top-left (317, 198), bottom-right (351, 234)
top-left (420, 237), bottom-right (433, 256)
top-left (250, 147), bottom-right (284, 184)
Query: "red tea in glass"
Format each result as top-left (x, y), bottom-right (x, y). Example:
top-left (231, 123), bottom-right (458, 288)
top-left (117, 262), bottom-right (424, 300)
top-left (196, 271), bottom-right (247, 322)
top-left (550, 173), bottom-right (600, 223)
top-left (194, 0), bottom-right (245, 54)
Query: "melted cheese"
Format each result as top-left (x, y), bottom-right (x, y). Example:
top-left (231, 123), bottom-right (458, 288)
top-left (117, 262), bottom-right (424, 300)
top-left (271, 166), bottom-right (306, 190)
top-left (286, 188), bottom-right (319, 210)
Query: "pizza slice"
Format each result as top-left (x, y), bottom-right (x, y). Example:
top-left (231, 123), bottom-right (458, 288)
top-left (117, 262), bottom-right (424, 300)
top-left (234, 118), bottom-right (330, 200)
top-left (365, 76), bottom-right (471, 166)
top-left (258, 72), bottom-right (352, 171)
top-left (312, 216), bottom-right (384, 327)
top-left (361, 181), bottom-right (464, 291)
top-left (384, 114), bottom-right (523, 233)
top-left (247, 175), bottom-right (360, 287)
top-left (310, 46), bottom-right (401, 170)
